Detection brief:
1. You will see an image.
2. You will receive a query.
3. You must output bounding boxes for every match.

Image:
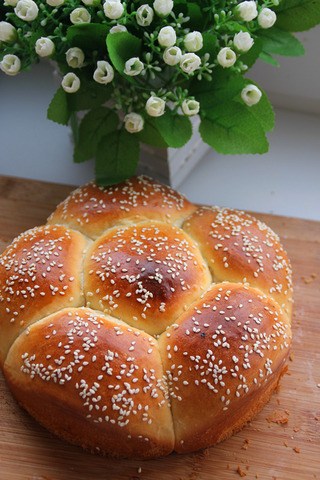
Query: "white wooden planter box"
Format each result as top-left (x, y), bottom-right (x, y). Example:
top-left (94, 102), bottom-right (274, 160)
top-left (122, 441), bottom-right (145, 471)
top-left (138, 116), bottom-right (210, 188)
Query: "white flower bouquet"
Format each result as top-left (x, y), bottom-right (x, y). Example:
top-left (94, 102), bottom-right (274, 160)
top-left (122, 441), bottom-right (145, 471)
top-left (0, 0), bottom-right (319, 184)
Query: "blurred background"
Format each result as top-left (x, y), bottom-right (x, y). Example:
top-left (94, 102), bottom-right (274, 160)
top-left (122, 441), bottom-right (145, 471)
top-left (0, 28), bottom-right (319, 221)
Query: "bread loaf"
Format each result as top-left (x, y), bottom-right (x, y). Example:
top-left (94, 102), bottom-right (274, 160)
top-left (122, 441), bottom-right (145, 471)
top-left (0, 175), bottom-right (293, 459)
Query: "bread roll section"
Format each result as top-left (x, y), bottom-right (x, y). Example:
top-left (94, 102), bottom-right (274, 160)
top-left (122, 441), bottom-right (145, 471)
top-left (47, 175), bottom-right (196, 239)
top-left (4, 307), bottom-right (175, 459)
top-left (83, 221), bottom-right (211, 335)
top-left (0, 225), bottom-right (88, 366)
top-left (0, 175), bottom-right (293, 459)
top-left (158, 283), bottom-right (291, 453)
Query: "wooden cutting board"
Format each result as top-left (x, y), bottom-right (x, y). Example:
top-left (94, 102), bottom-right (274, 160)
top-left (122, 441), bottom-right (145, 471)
top-left (0, 175), bottom-right (319, 480)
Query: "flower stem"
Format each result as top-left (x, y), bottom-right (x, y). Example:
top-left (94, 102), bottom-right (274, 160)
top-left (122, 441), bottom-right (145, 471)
top-left (70, 111), bottom-right (79, 145)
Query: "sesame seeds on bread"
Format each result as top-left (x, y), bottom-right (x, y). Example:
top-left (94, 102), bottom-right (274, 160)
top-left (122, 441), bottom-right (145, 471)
top-left (0, 175), bottom-right (293, 459)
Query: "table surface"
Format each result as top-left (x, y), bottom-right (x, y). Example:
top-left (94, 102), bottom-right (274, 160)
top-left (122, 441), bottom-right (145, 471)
top-left (0, 175), bottom-right (319, 480)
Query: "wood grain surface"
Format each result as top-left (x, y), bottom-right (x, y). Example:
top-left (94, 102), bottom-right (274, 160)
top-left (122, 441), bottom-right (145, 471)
top-left (0, 175), bottom-right (319, 480)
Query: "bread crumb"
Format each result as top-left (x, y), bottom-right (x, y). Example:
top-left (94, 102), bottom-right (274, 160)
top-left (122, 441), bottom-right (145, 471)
top-left (289, 352), bottom-right (294, 361)
top-left (266, 410), bottom-right (289, 424)
top-left (242, 439), bottom-right (250, 450)
top-left (237, 466), bottom-right (247, 477)
top-left (283, 440), bottom-right (289, 447)
top-left (293, 446), bottom-right (300, 453)
top-left (302, 273), bottom-right (317, 284)
top-left (293, 426), bottom-right (300, 432)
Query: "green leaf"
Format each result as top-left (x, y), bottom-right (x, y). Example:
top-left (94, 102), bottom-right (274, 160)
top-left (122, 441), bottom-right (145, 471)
top-left (106, 31), bottom-right (142, 77)
top-left (197, 32), bottom-right (217, 60)
top-left (239, 36), bottom-right (263, 69)
top-left (258, 27), bottom-right (305, 57)
top-left (173, 1), bottom-right (204, 30)
top-left (191, 70), bottom-right (246, 112)
top-left (47, 87), bottom-right (71, 125)
top-left (199, 102), bottom-right (269, 155)
top-left (67, 24), bottom-right (109, 52)
top-left (136, 116), bottom-right (168, 148)
top-left (74, 107), bottom-right (119, 163)
top-left (275, 0), bottom-right (320, 31)
top-left (156, 110), bottom-right (193, 148)
top-left (95, 129), bottom-right (140, 186)
top-left (67, 77), bottom-right (113, 112)
top-left (186, 2), bottom-right (205, 30)
top-left (258, 51), bottom-right (280, 66)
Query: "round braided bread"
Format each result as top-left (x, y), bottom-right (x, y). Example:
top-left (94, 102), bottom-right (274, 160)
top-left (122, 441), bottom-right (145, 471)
top-left (0, 175), bottom-right (293, 459)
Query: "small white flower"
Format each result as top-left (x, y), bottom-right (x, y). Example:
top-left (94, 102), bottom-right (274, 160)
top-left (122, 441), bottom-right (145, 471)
top-left (153, 0), bottom-right (173, 16)
top-left (0, 54), bottom-right (21, 75)
top-left (109, 24), bottom-right (127, 33)
top-left (241, 84), bottom-right (262, 106)
top-left (163, 46), bottom-right (182, 66)
top-left (233, 31), bottom-right (254, 53)
top-left (146, 96), bottom-right (165, 117)
top-left (103, 0), bottom-right (124, 20)
top-left (70, 7), bottom-right (91, 24)
top-left (46, 0), bottom-right (64, 6)
top-left (124, 112), bottom-right (144, 133)
top-left (184, 31), bottom-right (203, 52)
top-left (66, 47), bottom-right (85, 68)
top-left (235, 1), bottom-right (258, 21)
top-left (136, 4), bottom-right (154, 27)
top-left (180, 53), bottom-right (201, 74)
top-left (0, 22), bottom-right (17, 43)
top-left (82, 0), bottom-right (100, 5)
top-left (61, 72), bottom-right (81, 93)
top-left (158, 26), bottom-right (176, 48)
top-left (124, 57), bottom-right (144, 76)
top-left (93, 60), bottom-right (114, 84)
top-left (35, 37), bottom-right (55, 57)
top-left (258, 8), bottom-right (277, 28)
top-left (182, 99), bottom-right (200, 116)
top-left (14, 0), bottom-right (39, 22)
top-left (217, 47), bottom-right (237, 68)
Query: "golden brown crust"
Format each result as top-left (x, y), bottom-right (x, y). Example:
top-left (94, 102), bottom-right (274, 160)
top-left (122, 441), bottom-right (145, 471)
top-left (0, 175), bottom-right (293, 459)
top-left (183, 206), bottom-right (293, 316)
top-left (0, 225), bottom-right (87, 366)
top-left (4, 308), bottom-right (175, 459)
top-left (47, 176), bottom-right (196, 239)
top-left (158, 283), bottom-right (291, 453)
top-left (83, 221), bottom-right (211, 335)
